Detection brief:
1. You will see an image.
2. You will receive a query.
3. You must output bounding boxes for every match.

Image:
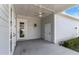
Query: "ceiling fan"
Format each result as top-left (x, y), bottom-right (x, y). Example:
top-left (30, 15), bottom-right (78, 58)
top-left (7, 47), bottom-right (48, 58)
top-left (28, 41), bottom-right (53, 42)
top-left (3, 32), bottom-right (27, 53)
top-left (34, 11), bottom-right (45, 18)
top-left (34, 5), bottom-right (45, 18)
top-left (38, 12), bottom-right (45, 17)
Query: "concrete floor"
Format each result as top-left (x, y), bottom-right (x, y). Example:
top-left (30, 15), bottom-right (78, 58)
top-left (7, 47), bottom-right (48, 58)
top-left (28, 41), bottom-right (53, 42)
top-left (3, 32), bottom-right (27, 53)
top-left (14, 39), bottom-right (79, 55)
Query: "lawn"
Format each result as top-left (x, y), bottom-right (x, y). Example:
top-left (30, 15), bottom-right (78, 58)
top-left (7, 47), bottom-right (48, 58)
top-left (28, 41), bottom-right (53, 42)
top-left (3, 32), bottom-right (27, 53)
top-left (62, 37), bottom-right (79, 52)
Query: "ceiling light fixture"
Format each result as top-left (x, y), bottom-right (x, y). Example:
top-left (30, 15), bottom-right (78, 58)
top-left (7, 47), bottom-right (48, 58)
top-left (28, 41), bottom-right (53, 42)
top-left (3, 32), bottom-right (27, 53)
top-left (38, 14), bottom-right (42, 17)
top-left (38, 5), bottom-right (43, 17)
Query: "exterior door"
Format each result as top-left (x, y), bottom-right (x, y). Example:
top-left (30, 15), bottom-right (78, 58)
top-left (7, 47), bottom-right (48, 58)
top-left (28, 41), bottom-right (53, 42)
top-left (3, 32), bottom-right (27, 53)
top-left (17, 18), bottom-right (27, 40)
top-left (45, 23), bottom-right (51, 42)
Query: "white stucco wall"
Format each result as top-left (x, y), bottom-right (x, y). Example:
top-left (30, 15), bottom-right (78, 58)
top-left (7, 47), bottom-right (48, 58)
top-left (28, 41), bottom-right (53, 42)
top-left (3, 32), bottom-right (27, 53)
top-left (55, 14), bottom-right (79, 44)
top-left (17, 15), bottom-right (41, 40)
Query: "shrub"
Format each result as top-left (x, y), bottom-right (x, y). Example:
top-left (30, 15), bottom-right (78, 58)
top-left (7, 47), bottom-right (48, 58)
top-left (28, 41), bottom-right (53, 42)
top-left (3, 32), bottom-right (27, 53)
top-left (63, 37), bottom-right (79, 48)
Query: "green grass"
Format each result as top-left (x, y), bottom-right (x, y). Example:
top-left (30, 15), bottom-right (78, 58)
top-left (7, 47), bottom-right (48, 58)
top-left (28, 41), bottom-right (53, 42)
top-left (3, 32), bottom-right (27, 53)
top-left (62, 37), bottom-right (79, 52)
top-left (68, 46), bottom-right (79, 52)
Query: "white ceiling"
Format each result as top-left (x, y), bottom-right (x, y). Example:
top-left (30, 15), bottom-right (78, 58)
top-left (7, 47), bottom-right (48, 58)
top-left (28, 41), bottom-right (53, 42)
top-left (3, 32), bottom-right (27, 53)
top-left (14, 4), bottom-right (76, 18)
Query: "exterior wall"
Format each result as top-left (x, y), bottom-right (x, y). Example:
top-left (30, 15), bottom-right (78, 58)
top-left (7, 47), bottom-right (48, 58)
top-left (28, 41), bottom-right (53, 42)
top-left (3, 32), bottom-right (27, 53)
top-left (55, 14), bottom-right (79, 44)
top-left (41, 13), bottom-right (54, 42)
top-left (17, 15), bottom-right (41, 40)
top-left (0, 4), bottom-right (9, 54)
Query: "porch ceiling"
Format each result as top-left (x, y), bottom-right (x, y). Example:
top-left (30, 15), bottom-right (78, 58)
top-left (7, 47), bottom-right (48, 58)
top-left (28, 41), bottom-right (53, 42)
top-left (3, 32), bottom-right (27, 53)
top-left (14, 4), bottom-right (76, 18)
